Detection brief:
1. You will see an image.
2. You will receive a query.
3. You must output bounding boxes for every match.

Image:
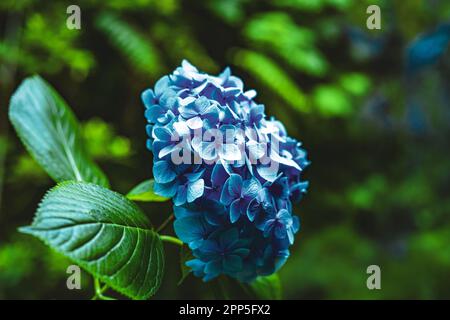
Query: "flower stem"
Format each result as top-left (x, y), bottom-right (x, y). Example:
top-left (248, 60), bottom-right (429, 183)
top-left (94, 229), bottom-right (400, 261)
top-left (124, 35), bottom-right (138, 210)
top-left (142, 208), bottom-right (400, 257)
top-left (160, 235), bottom-right (183, 247)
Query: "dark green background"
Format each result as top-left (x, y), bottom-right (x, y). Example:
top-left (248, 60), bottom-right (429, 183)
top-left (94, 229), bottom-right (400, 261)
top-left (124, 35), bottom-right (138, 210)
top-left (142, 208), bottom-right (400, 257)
top-left (0, 0), bottom-right (449, 299)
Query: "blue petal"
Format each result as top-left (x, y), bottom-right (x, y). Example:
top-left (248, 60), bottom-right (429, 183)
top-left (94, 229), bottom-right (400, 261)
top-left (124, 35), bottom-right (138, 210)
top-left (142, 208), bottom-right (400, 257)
top-left (186, 116), bottom-right (204, 129)
top-left (242, 177), bottom-right (262, 199)
top-left (174, 185), bottom-right (188, 206)
top-left (145, 105), bottom-right (164, 123)
top-left (153, 126), bottom-right (172, 142)
top-left (204, 260), bottom-right (222, 279)
top-left (229, 199), bottom-right (242, 223)
top-left (141, 89), bottom-right (156, 108)
top-left (195, 96), bottom-right (210, 114)
top-left (173, 121), bottom-right (190, 136)
top-left (257, 164), bottom-right (279, 182)
top-left (174, 206), bottom-right (198, 219)
top-left (211, 162), bottom-right (228, 187)
top-left (186, 259), bottom-right (205, 277)
top-left (219, 67), bottom-right (231, 81)
top-left (185, 169), bottom-right (205, 182)
top-left (247, 140), bottom-right (266, 162)
top-left (247, 197), bottom-right (260, 222)
top-left (227, 174), bottom-right (243, 197)
top-left (287, 228), bottom-right (294, 244)
top-left (274, 224), bottom-right (287, 239)
top-left (174, 216), bottom-right (206, 244)
top-left (153, 181), bottom-right (177, 198)
top-left (154, 76), bottom-right (170, 96)
top-left (220, 179), bottom-right (234, 205)
top-left (277, 209), bottom-right (291, 221)
top-left (219, 143), bottom-right (241, 161)
top-left (203, 105), bottom-right (220, 124)
top-left (187, 179), bottom-right (204, 203)
top-left (199, 142), bottom-right (218, 161)
top-left (292, 215), bottom-right (300, 233)
top-left (158, 144), bottom-right (178, 158)
top-left (153, 161), bottom-right (176, 183)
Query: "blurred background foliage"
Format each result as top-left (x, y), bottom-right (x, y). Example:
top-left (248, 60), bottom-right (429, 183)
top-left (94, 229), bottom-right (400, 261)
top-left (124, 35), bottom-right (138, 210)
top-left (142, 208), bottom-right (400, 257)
top-left (0, 0), bottom-right (449, 299)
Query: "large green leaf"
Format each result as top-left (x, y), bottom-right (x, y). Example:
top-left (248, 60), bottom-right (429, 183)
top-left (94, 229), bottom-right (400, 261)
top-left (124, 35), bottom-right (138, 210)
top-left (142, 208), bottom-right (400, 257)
top-left (20, 181), bottom-right (164, 300)
top-left (8, 75), bottom-right (109, 187)
top-left (126, 179), bottom-right (169, 202)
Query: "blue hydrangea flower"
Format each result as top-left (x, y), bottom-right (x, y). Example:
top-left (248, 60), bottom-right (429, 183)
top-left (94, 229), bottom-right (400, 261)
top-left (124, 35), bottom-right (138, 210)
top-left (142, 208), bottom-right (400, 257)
top-left (143, 60), bottom-right (309, 282)
top-left (187, 228), bottom-right (250, 281)
top-left (220, 174), bottom-right (262, 223)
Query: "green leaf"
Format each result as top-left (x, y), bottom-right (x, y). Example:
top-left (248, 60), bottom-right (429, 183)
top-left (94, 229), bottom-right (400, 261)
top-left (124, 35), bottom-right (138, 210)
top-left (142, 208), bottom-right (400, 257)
top-left (8, 75), bottom-right (109, 187)
top-left (19, 181), bottom-right (164, 300)
top-left (126, 179), bottom-right (169, 202)
top-left (250, 274), bottom-right (282, 300)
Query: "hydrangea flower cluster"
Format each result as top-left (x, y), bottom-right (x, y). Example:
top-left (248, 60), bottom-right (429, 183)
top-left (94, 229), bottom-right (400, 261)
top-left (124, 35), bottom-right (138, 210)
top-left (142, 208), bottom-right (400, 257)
top-left (142, 60), bottom-right (309, 282)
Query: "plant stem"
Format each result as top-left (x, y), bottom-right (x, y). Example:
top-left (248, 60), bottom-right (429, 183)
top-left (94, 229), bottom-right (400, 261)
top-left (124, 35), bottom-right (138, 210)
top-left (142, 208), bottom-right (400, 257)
top-left (92, 277), bottom-right (116, 300)
top-left (156, 213), bottom-right (174, 233)
top-left (160, 235), bottom-right (183, 246)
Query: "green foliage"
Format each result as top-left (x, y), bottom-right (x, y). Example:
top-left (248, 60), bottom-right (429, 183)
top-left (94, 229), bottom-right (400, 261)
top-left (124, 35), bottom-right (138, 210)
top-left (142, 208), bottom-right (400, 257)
top-left (206, 0), bottom-right (250, 24)
top-left (312, 85), bottom-right (352, 116)
top-left (126, 179), bottom-right (169, 202)
top-left (0, 237), bottom-right (38, 287)
top-left (81, 118), bottom-right (131, 160)
top-left (233, 49), bottom-right (310, 113)
top-left (8, 75), bottom-right (109, 187)
top-left (10, 154), bottom-right (47, 181)
top-left (96, 12), bottom-right (162, 77)
top-left (0, 235), bottom-right (76, 299)
top-left (275, 0), bottom-right (353, 12)
top-left (20, 181), bottom-right (165, 300)
top-left (281, 226), bottom-right (378, 299)
top-left (250, 274), bottom-right (282, 300)
top-left (151, 23), bottom-right (218, 73)
top-left (0, 5), bottom-right (95, 78)
top-left (339, 73), bottom-right (372, 97)
top-left (244, 12), bottom-right (328, 76)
